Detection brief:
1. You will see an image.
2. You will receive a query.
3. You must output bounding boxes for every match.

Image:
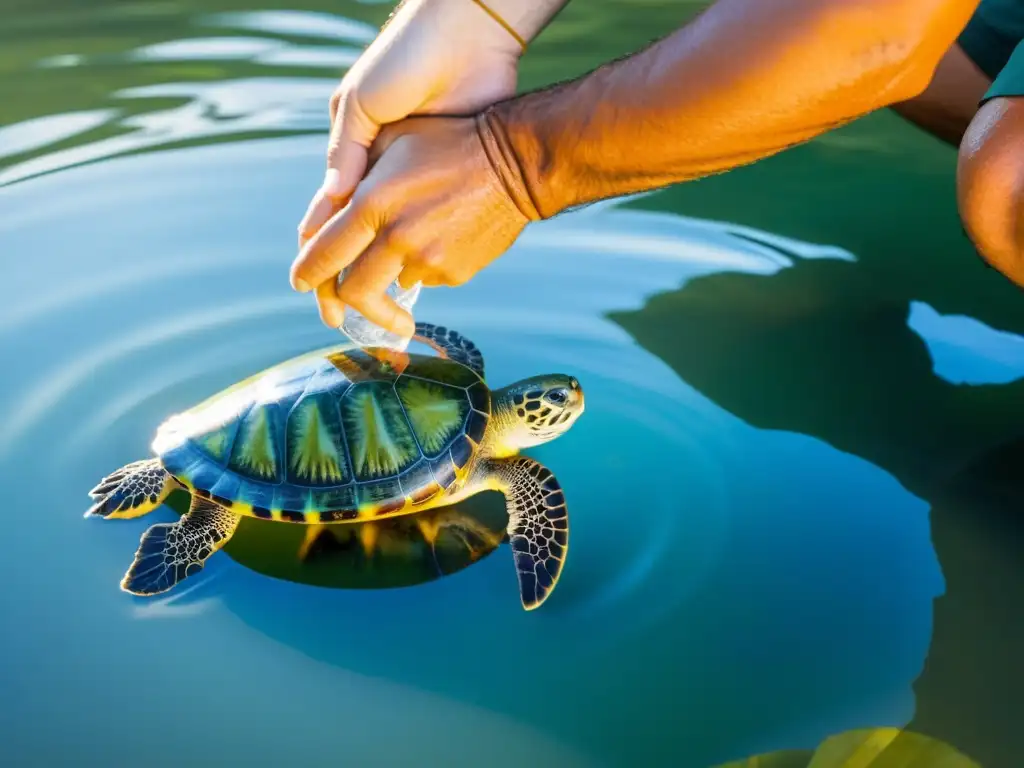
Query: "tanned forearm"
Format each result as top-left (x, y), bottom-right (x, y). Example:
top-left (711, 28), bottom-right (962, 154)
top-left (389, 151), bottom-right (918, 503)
top-left (477, 0), bottom-right (981, 219)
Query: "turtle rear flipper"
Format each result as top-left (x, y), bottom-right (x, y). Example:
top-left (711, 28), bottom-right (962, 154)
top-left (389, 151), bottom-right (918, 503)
top-left (483, 457), bottom-right (569, 611)
top-left (121, 496), bottom-right (240, 596)
top-left (85, 458), bottom-right (178, 519)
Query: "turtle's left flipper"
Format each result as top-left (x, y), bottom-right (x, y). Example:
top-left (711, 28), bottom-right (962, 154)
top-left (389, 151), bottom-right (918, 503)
top-left (414, 323), bottom-right (485, 378)
top-left (85, 458), bottom-right (179, 519)
top-left (483, 457), bottom-right (569, 610)
top-left (121, 496), bottom-right (240, 596)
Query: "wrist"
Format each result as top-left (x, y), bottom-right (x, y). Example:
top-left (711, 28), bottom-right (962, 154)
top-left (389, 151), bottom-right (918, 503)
top-left (475, 100), bottom-right (570, 220)
top-left (476, 0), bottom-right (567, 44)
top-left (475, 111), bottom-right (540, 221)
top-left (415, 0), bottom-right (523, 60)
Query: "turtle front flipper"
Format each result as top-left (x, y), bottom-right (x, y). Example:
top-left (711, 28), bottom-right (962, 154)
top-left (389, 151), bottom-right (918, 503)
top-left (85, 458), bottom-right (179, 519)
top-left (414, 323), bottom-right (485, 378)
top-left (121, 496), bottom-right (240, 596)
top-left (482, 457), bottom-right (569, 610)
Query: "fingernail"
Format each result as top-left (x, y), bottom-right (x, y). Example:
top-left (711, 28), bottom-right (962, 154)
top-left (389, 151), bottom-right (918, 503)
top-left (293, 277), bottom-right (311, 292)
top-left (322, 168), bottom-right (344, 198)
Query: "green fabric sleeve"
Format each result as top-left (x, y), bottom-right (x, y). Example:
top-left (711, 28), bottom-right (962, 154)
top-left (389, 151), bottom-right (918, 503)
top-left (957, 1), bottom-right (1024, 102)
top-left (985, 39), bottom-right (1024, 100)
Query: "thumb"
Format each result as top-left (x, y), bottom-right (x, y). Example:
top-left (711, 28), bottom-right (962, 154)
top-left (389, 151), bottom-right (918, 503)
top-left (298, 96), bottom-right (378, 244)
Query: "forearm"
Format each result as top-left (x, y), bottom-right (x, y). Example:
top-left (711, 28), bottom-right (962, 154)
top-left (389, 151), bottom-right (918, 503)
top-left (478, 0), bottom-right (981, 219)
top-left (380, 0), bottom-right (568, 50)
top-left (482, 0), bottom-right (571, 43)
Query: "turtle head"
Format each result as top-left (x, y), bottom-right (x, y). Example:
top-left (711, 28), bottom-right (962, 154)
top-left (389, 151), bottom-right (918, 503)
top-left (495, 374), bottom-right (585, 450)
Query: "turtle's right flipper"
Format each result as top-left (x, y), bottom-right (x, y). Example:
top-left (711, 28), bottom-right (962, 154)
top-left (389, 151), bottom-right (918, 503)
top-left (484, 457), bottom-right (569, 611)
top-left (85, 458), bottom-right (179, 519)
top-left (121, 496), bottom-right (240, 596)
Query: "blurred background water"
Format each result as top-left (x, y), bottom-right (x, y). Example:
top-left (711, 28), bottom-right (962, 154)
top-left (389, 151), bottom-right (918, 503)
top-left (0, 1), bottom-right (1022, 766)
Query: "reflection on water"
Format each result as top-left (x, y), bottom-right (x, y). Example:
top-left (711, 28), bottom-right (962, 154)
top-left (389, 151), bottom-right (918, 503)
top-left (0, 8), bottom-right (378, 185)
top-left (162, 488), bottom-right (508, 591)
top-left (609, 181), bottom-right (1024, 768)
top-left (908, 301), bottom-right (1024, 386)
top-left (0, 1), bottom-right (1020, 766)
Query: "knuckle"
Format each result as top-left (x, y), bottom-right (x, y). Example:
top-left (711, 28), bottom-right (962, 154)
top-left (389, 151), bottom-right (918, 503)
top-left (329, 85), bottom-right (348, 115)
top-left (344, 194), bottom-right (374, 225)
top-left (317, 302), bottom-right (337, 326)
top-left (378, 226), bottom-right (415, 256)
top-left (420, 249), bottom-right (446, 270)
top-left (335, 278), bottom-right (362, 305)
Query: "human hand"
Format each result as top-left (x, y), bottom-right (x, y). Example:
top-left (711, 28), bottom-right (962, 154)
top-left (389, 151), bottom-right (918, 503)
top-left (297, 0), bottom-right (524, 248)
top-left (289, 116), bottom-right (532, 334)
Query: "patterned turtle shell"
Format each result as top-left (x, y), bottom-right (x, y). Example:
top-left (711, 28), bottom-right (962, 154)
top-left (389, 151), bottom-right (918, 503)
top-left (154, 346), bottom-right (491, 524)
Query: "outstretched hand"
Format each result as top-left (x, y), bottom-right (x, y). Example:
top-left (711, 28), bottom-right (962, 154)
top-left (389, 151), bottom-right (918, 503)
top-left (296, 0), bottom-right (520, 255)
top-left (290, 117), bottom-right (531, 335)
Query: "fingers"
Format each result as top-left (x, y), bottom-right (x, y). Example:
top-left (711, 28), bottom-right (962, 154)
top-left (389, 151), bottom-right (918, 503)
top-left (291, 200), bottom-right (377, 292)
top-left (397, 262), bottom-right (439, 289)
top-left (337, 241), bottom-right (415, 337)
top-left (297, 163), bottom-right (360, 247)
top-left (366, 120), bottom-right (416, 171)
top-left (315, 278), bottom-right (346, 328)
top-left (297, 92), bottom-right (378, 244)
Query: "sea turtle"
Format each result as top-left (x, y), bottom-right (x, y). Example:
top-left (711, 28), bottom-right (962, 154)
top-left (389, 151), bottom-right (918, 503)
top-left (85, 322), bottom-right (584, 610)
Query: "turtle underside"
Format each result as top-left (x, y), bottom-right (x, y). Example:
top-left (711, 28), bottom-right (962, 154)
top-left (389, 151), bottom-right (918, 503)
top-left (153, 347), bottom-right (491, 523)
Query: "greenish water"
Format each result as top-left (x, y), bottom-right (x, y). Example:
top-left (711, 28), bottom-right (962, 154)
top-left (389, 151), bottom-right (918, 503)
top-left (0, 2), bottom-right (1022, 766)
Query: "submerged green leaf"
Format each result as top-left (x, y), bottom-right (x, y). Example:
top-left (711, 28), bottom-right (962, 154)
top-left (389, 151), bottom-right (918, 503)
top-left (714, 748), bottom-right (812, 768)
top-left (809, 729), bottom-right (980, 768)
top-left (715, 729), bottom-right (981, 768)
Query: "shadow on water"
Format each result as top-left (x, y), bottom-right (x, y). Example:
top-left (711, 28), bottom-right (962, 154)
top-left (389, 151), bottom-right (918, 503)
top-left (609, 171), bottom-right (1024, 765)
top-left (609, 244), bottom-right (1024, 501)
top-left (912, 436), bottom-right (1024, 767)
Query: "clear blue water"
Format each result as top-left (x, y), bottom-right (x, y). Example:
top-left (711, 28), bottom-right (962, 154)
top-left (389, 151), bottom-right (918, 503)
top-left (1, 3), bottom-right (1022, 766)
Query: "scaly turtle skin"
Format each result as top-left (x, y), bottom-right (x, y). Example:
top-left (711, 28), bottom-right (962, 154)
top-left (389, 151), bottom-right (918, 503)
top-left (85, 322), bottom-right (585, 610)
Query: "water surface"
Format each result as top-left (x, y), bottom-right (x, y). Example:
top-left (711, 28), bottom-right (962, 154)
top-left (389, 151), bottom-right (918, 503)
top-left (1, 2), bottom-right (1022, 767)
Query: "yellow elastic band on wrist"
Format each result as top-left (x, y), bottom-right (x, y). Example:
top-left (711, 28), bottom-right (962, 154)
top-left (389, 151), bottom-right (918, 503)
top-left (469, 0), bottom-right (527, 51)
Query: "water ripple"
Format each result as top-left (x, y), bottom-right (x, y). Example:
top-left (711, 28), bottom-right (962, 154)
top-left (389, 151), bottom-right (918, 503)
top-left (200, 10), bottom-right (378, 43)
top-left (2, 143), bottom-right (855, 644)
top-left (0, 295), bottom-right (307, 458)
top-left (0, 110), bottom-right (117, 161)
top-left (56, 327), bottom-right (326, 464)
top-left (0, 136), bottom-right (942, 767)
top-left (1, 8), bottom-right (378, 185)
top-left (0, 77), bottom-right (333, 186)
top-left (0, 249), bottom-right (282, 334)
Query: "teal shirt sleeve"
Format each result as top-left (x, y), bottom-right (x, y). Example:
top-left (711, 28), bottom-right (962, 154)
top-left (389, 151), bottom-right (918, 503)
top-left (986, 42), bottom-right (1024, 100)
top-left (958, 0), bottom-right (1024, 101)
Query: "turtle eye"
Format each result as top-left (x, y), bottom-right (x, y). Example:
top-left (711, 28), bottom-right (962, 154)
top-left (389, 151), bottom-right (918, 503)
top-left (545, 388), bottom-right (569, 405)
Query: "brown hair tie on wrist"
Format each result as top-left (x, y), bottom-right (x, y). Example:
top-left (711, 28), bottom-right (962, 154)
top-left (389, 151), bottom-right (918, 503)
top-left (468, 0), bottom-right (527, 51)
